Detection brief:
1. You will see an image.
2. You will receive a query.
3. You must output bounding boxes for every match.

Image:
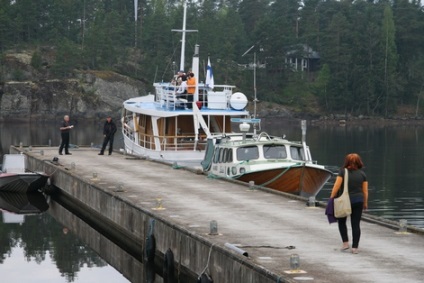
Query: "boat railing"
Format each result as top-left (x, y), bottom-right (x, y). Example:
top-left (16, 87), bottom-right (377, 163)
top-left (123, 122), bottom-right (207, 151)
top-left (160, 134), bottom-right (207, 151)
top-left (154, 83), bottom-right (184, 110)
top-left (154, 82), bottom-right (237, 110)
top-left (122, 123), bottom-right (134, 140)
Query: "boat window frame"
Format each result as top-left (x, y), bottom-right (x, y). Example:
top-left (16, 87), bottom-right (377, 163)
top-left (236, 145), bottom-right (259, 161)
top-left (290, 146), bottom-right (306, 161)
top-left (263, 144), bottom-right (287, 159)
top-left (227, 148), bottom-right (233, 163)
top-left (213, 148), bottom-right (220, 163)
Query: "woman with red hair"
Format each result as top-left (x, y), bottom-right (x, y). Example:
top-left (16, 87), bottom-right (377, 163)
top-left (330, 153), bottom-right (369, 254)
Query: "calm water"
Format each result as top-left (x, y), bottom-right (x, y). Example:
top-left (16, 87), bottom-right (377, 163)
top-left (1, 119), bottom-right (423, 282)
top-left (261, 118), bottom-right (424, 228)
top-left (0, 121), bottom-right (130, 283)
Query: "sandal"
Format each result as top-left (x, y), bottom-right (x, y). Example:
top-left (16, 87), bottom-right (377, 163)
top-left (351, 248), bottom-right (358, 254)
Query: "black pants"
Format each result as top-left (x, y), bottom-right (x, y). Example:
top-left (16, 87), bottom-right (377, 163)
top-left (186, 95), bottom-right (194, 109)
top-left (59, 132), bottom-right (70, 154)
top-left (100, 135), bottom-right (114, 154)
top-left (338, 202), bottom-right (364, 248)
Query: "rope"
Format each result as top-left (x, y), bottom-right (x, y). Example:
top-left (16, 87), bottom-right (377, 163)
top-left (199, 243), bottom-right (214, 278)
top-left (246, 162), bottom-right (303, 188)
top-left (236, 245), bottom-right (295, 250)
top-left (172, 162), bottom-right (185, 169)
top-left (178, 234), bottom-right (182, 282)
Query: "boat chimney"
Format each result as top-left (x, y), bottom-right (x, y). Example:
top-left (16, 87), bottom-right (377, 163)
top-left (192, 44), bottom-right (200, 102)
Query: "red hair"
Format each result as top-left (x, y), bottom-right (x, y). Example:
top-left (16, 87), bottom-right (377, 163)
top-left (343, 153), bottom-right (364, 170)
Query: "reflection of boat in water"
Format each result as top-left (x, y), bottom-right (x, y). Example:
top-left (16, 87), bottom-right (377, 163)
top-left (201, 120), bottom-right (333, 197)
top-left (0, 191), bottom-right (49, 223)
top-left (121, 2), bottom-right (249, 163)
top-left (0, 154), bottom-right (50, 193)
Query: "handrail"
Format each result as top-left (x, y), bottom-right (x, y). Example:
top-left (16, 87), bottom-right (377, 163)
top-left (123, 123), bottom-right (206, 151)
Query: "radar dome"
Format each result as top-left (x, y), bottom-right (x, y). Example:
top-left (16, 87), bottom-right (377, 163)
top-left (230, 92), bottom-right (248, 110)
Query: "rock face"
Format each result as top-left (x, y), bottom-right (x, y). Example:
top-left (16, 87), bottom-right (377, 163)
top-left (0, 73), bottom-right (146, 122)
top-left (0, 52), bottom-right (147, 122)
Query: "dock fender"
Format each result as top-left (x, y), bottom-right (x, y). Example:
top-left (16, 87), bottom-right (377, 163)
top-left (145, 219), bottom-right (156, 262)
top-left (163, 248), bottom-right (176, 283)
top-left (144, 260), bottom-right (156, 283)
top-left (197, 272), bottom-right (213, 283)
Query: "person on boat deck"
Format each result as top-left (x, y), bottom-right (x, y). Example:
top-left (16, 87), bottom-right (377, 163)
top-left (186, 71), bottom-right (196, 109)
top-left (59, 115), bottom-right (73, 155)
top-left (330, 153), bottom-right (368, 254)
top-left (98, 115), bottom-right (117, 155)
top-left (172, 70), bottom-right (185, 86)
top-left (176, 75), bottom-right (187, 95)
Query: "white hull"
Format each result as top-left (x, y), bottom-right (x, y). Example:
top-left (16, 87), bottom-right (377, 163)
top-left (123, 135), bottom-right (205, 163)
top-left (121, 4), bottom-right (249, 166)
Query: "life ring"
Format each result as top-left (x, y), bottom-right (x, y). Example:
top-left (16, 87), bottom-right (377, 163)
top-left (163, 248), bottom-right (176, 283)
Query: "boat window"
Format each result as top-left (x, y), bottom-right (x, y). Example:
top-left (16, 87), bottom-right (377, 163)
top-left (227, 149), bottom-right (233, 163)
top-left (221, 148), bottom-right (228, 163)
top-left (219, 148), bottom-right (225, 163)
top-left (263, 145), bottom-right (287, 159)
top-left (237, 146), bottom-right (259, 161)
top-left (290, 146), bottom-right (305, 161)
top-left (213, 149), bottom-right (220, 163)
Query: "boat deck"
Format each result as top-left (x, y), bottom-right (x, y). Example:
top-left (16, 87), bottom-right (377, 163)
top-left (22, 146), bottom-right (424, 283)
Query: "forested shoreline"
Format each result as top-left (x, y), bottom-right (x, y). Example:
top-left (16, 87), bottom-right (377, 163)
top-left (1, 0), bottom-right (423, 118)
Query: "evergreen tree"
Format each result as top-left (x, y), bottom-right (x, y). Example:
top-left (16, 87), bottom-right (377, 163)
top-left (381, 4), bottom-right (398, 117)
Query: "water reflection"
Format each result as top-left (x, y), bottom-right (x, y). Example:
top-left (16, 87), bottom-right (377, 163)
top-left (0, 191), bottom-right (49, 215)
top-left (0, 195), bottom-right (129, 282)
top-left (48, 198), bottom-right (137, 283)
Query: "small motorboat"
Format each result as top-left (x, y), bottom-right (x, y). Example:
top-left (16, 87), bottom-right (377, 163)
top-left (201, 120), bottom-right (334, 197)
top-left (0, 154), bottom-right (50, 193)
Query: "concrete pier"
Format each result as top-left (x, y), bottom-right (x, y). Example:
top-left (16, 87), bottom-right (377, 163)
top-left (16, 146), bottom-right (424, 283)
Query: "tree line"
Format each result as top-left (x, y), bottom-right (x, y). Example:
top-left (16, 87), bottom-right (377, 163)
top-left (1, 0), bottom-right (423, 117)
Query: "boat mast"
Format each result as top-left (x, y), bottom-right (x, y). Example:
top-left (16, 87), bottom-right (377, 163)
top-left (180, 1), bottom-right (188, 71)
top-left (172, 1), bottom-right (197, 71)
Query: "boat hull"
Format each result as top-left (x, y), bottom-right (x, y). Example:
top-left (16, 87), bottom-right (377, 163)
top-left (236, 164), bottom-right (333, 197)
top-left (0, 173), bottom-right (50, 193)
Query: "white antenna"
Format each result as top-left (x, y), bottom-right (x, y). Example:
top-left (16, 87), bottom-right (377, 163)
top-left (242, 45), bottom-right (258, 120)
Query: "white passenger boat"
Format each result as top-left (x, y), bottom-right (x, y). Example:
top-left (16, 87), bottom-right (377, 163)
top-left (121, 2), bottom-right (250, 163)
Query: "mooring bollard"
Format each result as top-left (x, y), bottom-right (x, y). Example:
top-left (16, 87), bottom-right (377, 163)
top-left (209, 220), bottom-right (218, 235)
top-left (308, 196), bottom-right (316, 207)
top-left (399, 219), bottom-right (408, 233)
top-left (290, 254), bottom-right (300, 271)
top-left (248, 180), bottom-right (255, 191)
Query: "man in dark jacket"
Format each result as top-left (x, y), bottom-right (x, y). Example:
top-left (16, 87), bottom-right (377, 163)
top-left (59, 115), bottom-right (73, 155)
top-left (98, 115), bottom-right (117, 155)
